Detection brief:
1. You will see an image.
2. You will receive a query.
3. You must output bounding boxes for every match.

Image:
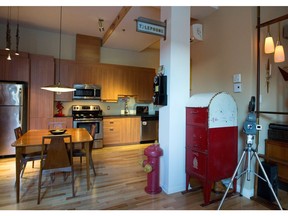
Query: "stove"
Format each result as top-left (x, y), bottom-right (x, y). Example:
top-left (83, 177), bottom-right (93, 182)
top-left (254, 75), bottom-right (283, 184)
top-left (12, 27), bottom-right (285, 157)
top-left (72, 105), bottom-right (103, 148)
top-left (72, 105), bottom-right (102, 120)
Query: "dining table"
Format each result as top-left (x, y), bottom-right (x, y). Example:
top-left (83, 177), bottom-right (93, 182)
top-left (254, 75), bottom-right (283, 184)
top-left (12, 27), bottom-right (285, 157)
top-left (11, 128), bottom-right (93, 203)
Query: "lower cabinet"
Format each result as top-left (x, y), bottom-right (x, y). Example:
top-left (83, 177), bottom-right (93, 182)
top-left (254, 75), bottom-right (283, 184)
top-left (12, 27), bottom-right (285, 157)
top-left (103, 117), bottom-right (140, 146)
top-left (265, 139), bottom-right (288, 183)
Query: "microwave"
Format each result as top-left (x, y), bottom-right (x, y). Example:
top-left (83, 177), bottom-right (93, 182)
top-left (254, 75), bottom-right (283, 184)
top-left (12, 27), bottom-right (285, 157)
top-left (73, 84), bottom-right (101, 100)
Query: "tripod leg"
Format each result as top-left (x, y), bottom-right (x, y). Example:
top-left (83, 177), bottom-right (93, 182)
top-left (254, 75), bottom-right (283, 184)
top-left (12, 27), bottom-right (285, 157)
top-left (254, 153), bottom-right (283, 210)
top-left (218, 150), bottom-right (247, 210)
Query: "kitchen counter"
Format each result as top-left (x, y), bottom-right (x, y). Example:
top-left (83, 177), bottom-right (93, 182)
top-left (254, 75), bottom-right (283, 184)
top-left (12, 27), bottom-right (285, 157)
top-left (103, 114), bottom-right (158, 118)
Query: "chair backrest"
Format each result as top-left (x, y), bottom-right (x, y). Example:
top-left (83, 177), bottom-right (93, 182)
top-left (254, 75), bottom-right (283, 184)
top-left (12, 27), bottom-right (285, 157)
top-left (41, 134), bottom-right (72, 171)
top-left (90, 124), bottom-right (96, 138)
top-left (14, 127), bottom-right (23, 139)
top-left (48, 122), bottom-right (66, 130)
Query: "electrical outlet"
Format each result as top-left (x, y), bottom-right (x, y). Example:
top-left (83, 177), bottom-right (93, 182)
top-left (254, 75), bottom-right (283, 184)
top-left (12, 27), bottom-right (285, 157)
top-left (233, 83), bottom-right (242, 93)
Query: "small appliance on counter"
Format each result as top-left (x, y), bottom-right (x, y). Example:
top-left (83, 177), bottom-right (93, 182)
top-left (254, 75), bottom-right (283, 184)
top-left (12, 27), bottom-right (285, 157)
top-left (72, 105), bottom-right (103, 148)
top-left (136, 106), bottom-right (159, 143)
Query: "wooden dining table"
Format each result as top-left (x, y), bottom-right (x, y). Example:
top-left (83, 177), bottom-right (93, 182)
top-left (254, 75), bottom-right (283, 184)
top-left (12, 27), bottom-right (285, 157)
top-left (11, 128), bottom-right (93, 203)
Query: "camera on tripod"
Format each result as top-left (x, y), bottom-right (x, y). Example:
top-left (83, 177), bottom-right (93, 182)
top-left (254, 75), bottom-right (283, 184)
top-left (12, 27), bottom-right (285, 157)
top-left (243, 96), bottom-right (262, 136)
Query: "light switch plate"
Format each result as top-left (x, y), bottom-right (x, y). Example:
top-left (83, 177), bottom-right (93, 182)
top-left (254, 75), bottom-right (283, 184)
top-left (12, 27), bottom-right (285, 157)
top-left (234, 83), bottom-right (242, 93)
top-left (233, 74), bottom-right (241, 83)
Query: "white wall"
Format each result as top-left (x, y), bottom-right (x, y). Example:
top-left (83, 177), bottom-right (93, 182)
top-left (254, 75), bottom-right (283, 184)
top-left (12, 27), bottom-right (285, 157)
top-left (191, 6), bottom-right (288, 198)
top-left (0, 23), bottom-right (160, 69)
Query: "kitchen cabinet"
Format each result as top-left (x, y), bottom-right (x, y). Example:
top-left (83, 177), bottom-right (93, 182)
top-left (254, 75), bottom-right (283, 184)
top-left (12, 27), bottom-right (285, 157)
top-left (185, 92), bottom-right (238, 205)
top-left (265, 139), bottom-right (288, 183)
top-left (54, 59), bottom-right (76, 101)
top-left (75, 63), bottom-right (155, 102)
top-left (103, 116), bottom-right (141, 146)
top-left (0, 52), bottom-right (29, 82)
top-left (29, 54), bottom-right (55, 129)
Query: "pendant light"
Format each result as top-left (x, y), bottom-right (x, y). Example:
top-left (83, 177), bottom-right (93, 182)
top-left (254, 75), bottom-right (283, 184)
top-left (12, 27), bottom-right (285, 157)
top-left (41, 7), bottom-right (76, 93)
top-left (264, 26), bottom-right (274, 54)
top-left (15, 6), bottom-right (20, 56)
top-left (274, 22), bottom-right (285, 63)
top-left (6, 7), bottom-right (11, 60)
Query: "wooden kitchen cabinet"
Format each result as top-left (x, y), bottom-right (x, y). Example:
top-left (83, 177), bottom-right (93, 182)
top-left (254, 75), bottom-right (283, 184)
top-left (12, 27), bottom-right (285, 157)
top-left (265, 139), bottom-right (288, 183)
top-left (75, 62), bottom-right (155, 102)
top-left (0, 52), bottom-right (29, 82)
top-left (29, 54), bottom-right (55, 129)
top-left (103, 117), bottom-right (141, 146)
top-left (54, 59), bottom-right (76, 101)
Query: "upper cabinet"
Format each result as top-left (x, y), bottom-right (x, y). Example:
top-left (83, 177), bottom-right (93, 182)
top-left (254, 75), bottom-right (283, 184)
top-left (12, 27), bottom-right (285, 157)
top-left (75, 63), bottom-right (155, 102)
top-left (29, 54), bottom-right (55, 129)
top-left (54, 59), bottom-right (76, 101)
top-left (0, 51), bottom-right (29, 82)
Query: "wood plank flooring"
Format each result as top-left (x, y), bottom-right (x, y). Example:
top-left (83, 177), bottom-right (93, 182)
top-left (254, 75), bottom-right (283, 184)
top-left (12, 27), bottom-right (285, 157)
top-left (0, 144), bottom-right (287, 210)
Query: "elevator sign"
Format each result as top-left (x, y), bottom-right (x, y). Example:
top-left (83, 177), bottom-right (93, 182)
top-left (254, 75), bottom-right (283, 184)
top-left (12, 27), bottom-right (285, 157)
top-left (136, 17), bottom-right (166, 39)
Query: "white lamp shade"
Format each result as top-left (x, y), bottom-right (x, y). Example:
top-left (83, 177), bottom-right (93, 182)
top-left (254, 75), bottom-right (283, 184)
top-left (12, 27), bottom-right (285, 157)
top-left (264, 36), bottom-right (275, 53)
top-left (274, 43), bottom-right (285, 63)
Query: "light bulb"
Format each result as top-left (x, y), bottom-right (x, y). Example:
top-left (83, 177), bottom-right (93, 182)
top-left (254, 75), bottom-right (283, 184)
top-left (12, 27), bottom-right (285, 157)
top-left (274, 41), bottom-right (285, 63)
top-left (264, 36), bottom-right (274, 54)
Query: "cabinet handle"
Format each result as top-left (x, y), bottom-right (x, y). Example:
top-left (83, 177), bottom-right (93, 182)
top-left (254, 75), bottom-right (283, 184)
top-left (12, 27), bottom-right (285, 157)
top-left (109, 128), bottom-right (114, 131)
top-left (110, 121), bottom-right (114, 124)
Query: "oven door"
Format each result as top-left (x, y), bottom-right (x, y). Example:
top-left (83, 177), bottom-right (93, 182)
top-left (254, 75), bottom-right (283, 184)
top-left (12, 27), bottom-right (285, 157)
top-left (73, 119), bottom-right (103, 140)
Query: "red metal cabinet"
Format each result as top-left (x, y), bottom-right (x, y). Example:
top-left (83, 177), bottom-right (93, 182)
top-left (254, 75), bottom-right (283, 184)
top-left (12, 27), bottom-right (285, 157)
top-left (186, 92), bottom-right (238, 205)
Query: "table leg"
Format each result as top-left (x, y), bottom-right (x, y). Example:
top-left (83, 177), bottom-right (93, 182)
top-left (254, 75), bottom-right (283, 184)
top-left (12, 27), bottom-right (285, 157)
top-left (85, 142), bottom-right (90, 190)
top-left (15, 147), bottom-right (22, 203)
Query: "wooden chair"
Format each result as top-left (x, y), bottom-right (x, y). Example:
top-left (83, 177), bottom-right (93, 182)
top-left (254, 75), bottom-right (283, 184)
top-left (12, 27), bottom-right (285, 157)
top-left (37, 134), bottom-right (75, 204)
top-left (14, 127), bottom-right (43, 178)
top-left (72, 124), bottom-right (97, 176)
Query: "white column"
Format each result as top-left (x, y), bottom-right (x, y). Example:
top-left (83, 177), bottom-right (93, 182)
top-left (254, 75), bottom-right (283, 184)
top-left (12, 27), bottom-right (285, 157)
top-left (159, 7), bottom-right (190, 194)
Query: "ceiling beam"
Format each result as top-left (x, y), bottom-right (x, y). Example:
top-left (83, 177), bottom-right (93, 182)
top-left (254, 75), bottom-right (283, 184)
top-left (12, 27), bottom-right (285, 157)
top-left (102, 6), bottom-right (132, 45)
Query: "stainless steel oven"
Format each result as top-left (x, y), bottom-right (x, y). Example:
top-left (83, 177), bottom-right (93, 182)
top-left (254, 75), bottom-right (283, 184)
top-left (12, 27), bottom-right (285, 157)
top-left (72, 105), bottom-right (103, 148)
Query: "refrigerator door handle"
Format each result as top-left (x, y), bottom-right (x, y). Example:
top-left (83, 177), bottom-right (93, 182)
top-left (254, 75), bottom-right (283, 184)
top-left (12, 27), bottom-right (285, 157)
top-left (18, 87), bottom-right (22, 125)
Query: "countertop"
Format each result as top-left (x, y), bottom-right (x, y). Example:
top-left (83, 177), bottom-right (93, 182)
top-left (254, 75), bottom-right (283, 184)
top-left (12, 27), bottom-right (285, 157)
top-left (103, 114), bottom-right (159, 119)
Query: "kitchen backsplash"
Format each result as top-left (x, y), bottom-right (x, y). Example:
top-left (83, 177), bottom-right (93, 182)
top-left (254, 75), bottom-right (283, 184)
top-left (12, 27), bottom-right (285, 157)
top-left (55, 97), bottom-right (159, 116)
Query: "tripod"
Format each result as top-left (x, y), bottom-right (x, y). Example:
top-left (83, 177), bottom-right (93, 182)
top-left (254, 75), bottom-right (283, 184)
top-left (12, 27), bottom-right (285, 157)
top-left (218, 134), bottom-right (283, 210)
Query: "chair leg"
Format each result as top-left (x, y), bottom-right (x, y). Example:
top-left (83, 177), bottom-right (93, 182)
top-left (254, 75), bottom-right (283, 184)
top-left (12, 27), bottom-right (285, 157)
top-left (71, 168), bottom-right (75, 197)
top-left (32, 160), bottom-right (35, 168)
top-left (37, 170), bottom-right (43, 204)
top-left (21, 162), bottom-right (27, 178)
top-left (89, 154), bottom-right (96, 176)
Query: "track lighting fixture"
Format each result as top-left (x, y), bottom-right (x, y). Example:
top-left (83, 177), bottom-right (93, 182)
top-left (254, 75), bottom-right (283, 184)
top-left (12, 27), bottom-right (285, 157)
top-left (98, 19), bottom-right (104, 32)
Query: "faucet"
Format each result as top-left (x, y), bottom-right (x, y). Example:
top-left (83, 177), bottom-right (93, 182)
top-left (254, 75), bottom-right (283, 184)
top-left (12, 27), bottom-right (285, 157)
top-left (124, 100), bottom-right (129, 115)
top-left (123, 97), bottom-right (129, 115)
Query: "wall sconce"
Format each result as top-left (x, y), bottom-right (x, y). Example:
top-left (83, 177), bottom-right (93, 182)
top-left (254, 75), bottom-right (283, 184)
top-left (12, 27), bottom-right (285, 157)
top-left (274, 22), bottom-right (285, 63)
top-left (98, 19), bottom-right (104, 32)
top-left (264, 26), bottom-right (274, 54)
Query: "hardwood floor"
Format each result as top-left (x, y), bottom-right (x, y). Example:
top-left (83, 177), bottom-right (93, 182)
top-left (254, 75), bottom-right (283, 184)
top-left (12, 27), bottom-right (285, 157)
top-left (0, 144), bottom-right (287, 210)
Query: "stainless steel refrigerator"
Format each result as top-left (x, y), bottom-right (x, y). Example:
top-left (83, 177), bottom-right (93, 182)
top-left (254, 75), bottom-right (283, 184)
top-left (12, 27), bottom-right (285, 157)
top-left (0, 82), bottom-right (27, 156)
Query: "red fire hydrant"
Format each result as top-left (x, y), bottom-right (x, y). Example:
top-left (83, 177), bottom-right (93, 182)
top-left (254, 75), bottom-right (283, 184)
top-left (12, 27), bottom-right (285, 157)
top-left (140, 143), bottom-right (163, 194)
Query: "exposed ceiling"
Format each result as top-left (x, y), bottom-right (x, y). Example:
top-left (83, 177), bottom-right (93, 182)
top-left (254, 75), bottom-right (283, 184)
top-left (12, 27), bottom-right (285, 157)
top-left (0, 6), bottom-right (218, 52)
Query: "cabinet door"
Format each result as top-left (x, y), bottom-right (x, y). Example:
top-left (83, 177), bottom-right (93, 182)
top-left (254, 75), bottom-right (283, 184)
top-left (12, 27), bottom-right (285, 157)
top-left (120, 117), bottom-right (141, 143)
top-left (29, 54), bottom-right (54, 129)
top-left (0, 54), bottom-right (29, 82)
top-left (135, 68), bottom-right (155, 103)
top-left (103, 118), bottom-right (121, 145)
top-left (54, 59), bottom-right (76, 101)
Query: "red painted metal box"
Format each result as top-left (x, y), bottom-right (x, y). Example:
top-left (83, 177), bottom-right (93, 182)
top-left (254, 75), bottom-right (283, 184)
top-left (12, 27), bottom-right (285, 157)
top-left (186, 92), bottom-right (238, 205)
